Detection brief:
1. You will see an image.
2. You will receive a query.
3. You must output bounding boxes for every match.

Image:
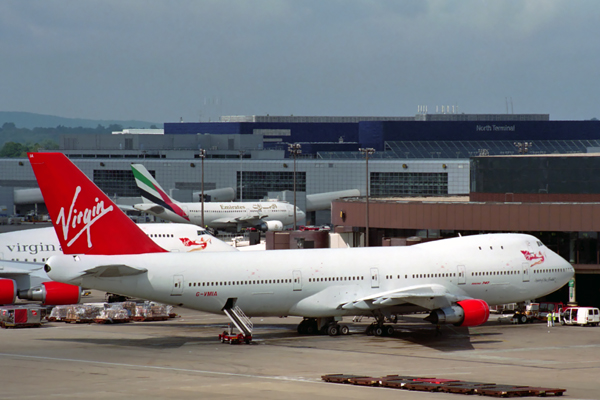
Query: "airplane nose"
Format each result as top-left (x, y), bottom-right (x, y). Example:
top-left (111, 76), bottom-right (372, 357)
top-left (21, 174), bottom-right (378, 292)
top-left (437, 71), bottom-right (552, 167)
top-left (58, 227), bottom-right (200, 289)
top-left (548, 249), bottom-right (574, 278)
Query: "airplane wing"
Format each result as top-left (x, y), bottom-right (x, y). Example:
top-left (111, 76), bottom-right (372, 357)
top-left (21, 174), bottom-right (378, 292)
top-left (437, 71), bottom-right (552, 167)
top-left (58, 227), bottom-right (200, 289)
top-left (210, 215), bottom-right (264, 224)
top-left (236, 215), bottom-right (267, 222)
top-left (340, 284), bottom-right (467, 311)
top-left (81, 264), bottom-right (148, 278)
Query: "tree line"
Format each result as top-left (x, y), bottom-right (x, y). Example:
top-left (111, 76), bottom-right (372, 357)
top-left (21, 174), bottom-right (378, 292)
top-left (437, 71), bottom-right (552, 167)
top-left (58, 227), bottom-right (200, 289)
top-left (0, 122), bottom-right (126, 157)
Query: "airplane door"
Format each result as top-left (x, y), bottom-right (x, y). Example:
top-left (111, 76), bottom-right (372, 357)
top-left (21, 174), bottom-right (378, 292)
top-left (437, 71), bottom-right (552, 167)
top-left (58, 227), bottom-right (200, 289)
top-left (293, 270), bottom-right (302, 291)
top-left (457, 265), bottom-right (466, 285)
top-left (370, 268), bottom-right (379, 288)
top-left (522, 262), bottom-right (530, 282)
top-left (171, 275), bottom-right (184, 296)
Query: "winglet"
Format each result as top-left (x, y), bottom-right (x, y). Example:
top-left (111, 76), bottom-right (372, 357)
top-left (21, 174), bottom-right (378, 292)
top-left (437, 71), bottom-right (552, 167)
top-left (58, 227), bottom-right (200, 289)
top-left (131, 163), bottom-right (190, 221)
top-left (28, 153), bottom-right (167, 255)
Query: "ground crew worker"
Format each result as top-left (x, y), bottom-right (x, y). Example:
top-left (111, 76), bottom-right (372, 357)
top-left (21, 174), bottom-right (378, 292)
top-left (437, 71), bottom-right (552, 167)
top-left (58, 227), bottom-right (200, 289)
top-left (547, 313), bottom-right (553, 327)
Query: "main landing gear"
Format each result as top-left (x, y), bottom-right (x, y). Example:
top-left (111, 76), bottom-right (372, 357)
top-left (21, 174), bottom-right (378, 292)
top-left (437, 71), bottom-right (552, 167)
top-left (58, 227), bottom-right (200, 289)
top-left (297, 317), bottom-right (351, 336)
top-left (365, 313), bottom-right (395, 337)
top-left (365, 323), bottom-right (395, 337)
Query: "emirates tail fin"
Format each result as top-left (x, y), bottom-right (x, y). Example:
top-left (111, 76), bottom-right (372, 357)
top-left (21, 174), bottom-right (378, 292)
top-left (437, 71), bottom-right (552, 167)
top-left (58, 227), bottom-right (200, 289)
top-left (28, 152), bottom-right (167, 255)
top-left (131, 163), bottom-right (190, 221)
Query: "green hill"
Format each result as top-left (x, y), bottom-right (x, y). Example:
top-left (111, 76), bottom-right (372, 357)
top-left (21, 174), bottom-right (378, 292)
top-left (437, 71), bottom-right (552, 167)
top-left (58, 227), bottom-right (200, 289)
top-left (0, 111), bottom-right (160, 130)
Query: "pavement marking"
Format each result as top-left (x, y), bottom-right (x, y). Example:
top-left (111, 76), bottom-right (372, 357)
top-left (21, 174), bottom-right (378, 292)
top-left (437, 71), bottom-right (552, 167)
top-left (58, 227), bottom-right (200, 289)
top-left (0, 352), bottom-right (322, 383)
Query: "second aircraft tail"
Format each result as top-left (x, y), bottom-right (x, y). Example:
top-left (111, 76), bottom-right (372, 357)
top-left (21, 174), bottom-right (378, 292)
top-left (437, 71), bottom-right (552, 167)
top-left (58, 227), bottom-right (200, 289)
top-left (131, 163), bottom-right (190, 221)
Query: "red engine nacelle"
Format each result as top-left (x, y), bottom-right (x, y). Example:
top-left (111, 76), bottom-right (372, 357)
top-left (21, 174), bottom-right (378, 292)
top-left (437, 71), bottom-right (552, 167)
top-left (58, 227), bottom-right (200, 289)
top-left (425, 299), bottom-right (490, 327)
top-left (19, 282), bottom-right (81, 305)
top-left (0, 278), bottom-right (18, 305)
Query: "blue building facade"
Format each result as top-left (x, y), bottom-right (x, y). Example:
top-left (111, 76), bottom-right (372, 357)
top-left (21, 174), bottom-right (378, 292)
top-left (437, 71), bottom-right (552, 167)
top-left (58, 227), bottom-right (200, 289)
top-left (165, 119), bottom-right (600, 158)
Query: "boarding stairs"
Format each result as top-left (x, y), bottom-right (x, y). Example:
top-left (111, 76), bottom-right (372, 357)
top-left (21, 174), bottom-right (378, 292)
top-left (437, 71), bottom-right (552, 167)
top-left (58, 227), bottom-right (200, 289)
top-left (223, 304), bottom-right (253, 336)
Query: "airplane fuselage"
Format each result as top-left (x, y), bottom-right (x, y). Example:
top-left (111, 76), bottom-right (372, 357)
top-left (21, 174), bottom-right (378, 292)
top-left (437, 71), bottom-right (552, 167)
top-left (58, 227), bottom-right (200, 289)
top-left (136, 201), bottom-right (302, 231)
top-left (47, 233), bottom-right (573, 318)
top-left (0, 223), bottom-right (236, 264)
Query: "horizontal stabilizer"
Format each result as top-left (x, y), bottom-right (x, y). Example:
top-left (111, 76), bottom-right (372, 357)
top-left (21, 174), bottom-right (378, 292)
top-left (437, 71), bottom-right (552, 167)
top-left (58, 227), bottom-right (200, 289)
top-left (0, 260), bottom-right (45, 275)
top-left (82, 264), bottom-right (148, 278)
top-left (134, 203), bottom-right (166, 214)
top-left (117, 204), bottom-right (136, 212)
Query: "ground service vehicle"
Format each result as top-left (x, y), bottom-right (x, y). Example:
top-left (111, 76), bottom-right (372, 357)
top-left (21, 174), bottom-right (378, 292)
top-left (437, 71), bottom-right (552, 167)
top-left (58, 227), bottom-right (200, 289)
top-left (560, 307), bottom-right (600, 326)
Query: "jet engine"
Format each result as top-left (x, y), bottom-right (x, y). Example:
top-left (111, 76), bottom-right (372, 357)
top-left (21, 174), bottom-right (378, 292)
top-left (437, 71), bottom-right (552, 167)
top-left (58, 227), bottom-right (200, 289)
top-left (258, 220), bottom-right (284, 232)
top-left (18, 282), bottom-right (81, 305)
top-left (0, 278), bottom-right (18, 305)
top-left (424, 299), bottom-right (490, 327)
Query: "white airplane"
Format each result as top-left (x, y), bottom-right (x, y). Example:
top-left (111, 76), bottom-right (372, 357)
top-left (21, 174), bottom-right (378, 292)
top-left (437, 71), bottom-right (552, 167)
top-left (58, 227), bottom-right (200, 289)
top-left (32, 153), bottom-right (574, 337)
top-left (0, 223), bottom-right (237, 306)
top-left (131, 163), bottom-right (305, 232)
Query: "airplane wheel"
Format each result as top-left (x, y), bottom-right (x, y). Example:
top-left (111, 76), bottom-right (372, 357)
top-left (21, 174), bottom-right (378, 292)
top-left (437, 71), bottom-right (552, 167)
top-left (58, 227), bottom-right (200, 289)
top-left (297, 322), bottom-right (306, 334)
top-left (327, 324), bottom-right (339, 336)
top-left (374, 326), bottom-right (384, 336)
top-left (306, 324), bottom-right (316, 335)
top-left (298, 320), bottom-right (311, 334)
top-left (340, 325), bottom-right (350, 335)
top-left (386, 325), bottom-right (394, 336)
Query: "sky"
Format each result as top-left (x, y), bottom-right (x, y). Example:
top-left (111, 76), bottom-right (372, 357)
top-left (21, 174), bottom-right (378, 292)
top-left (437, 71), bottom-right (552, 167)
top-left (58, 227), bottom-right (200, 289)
top-left (1, 0), bottom-right (598, 123)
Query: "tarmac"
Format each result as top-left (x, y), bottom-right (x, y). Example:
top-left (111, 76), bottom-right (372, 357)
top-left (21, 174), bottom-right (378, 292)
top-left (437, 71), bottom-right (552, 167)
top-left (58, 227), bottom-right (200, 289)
top-left (1, 293), bottom-right (599, 400)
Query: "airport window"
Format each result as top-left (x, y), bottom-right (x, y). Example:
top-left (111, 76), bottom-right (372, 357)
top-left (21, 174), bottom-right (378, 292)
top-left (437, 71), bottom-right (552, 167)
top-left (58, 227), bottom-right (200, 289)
top-left (370, 172), bottom-right (448, 196)
top-left (237, 171), bottom-right (306, 200)
top-left (94, 169), bottom-right (156, 197)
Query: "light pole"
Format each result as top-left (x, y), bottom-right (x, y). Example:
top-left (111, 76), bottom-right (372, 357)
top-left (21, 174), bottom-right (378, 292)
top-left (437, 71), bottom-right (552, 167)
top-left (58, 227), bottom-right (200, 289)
top-left (359, 147), bottom-right (375, 247)
top-left (199, 148), bottom-right (206, 227)
top-left (288, 143), bottom-right (302, 230)
top-left (239, 150), bottom-right (246, 201)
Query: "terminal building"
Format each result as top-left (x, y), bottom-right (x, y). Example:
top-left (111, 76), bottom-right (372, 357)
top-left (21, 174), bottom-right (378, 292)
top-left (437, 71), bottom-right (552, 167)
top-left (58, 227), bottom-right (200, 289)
top-left (1, 113), bottom-right (600, 305)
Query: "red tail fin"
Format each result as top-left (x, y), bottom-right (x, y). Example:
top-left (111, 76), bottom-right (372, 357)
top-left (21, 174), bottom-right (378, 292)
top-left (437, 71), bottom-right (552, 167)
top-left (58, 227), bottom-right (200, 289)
top-left (28, 152), bottom-right (167, 255)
